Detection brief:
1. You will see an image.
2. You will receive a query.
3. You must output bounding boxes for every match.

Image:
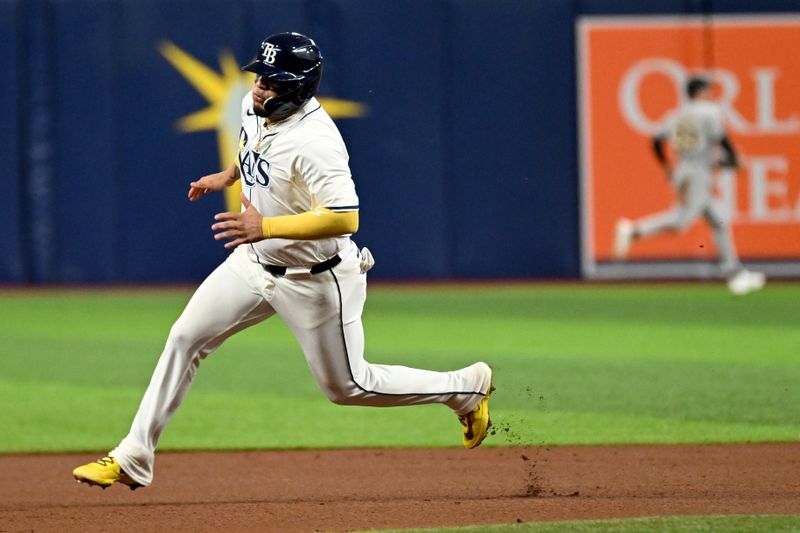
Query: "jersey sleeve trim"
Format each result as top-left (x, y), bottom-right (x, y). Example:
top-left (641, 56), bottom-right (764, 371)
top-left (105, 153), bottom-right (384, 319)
top-left (327, 205), bottom-right (359, 212)
top-left (299, 104), bottom-right (323, 122)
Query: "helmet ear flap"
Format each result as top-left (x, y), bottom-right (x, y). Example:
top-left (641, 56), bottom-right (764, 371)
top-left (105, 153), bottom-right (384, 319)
top-left (263, 83), bottom-right (303, 117)
top-left (297, 64), bottom-right (323, 101)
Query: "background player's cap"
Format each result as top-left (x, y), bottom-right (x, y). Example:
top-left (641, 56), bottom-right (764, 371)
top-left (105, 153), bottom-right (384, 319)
top-left (686, 76), bottom-right (711, 98)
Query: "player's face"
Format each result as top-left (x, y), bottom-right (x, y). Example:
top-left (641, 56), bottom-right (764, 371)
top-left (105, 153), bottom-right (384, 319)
top-left (252, 75), bottom-right (291, 119)
top-left (694, 85), bottom-right (714, 102)
top-left (693, 85), bottom-right (717, 102)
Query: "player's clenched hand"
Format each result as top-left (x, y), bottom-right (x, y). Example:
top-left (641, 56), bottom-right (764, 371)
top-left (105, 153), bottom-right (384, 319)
top-left (188, 170), bottom-right (235, 201)
top-left (212, 193), bottom-right (265, 249)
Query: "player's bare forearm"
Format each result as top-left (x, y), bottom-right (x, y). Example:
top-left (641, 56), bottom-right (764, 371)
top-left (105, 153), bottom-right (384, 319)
top-left (661, 161), bottom-right (673, 179)
top-left (718, 136), bottom-right (739, 169)
top-left (651, 136), bottom-right (673, 178)
top-left (188, 163), bottom-right (240, 201)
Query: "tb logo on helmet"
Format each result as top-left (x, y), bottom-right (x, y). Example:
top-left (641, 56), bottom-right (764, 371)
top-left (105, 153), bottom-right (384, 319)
top-left (261, 42), bottom-right (279, 64)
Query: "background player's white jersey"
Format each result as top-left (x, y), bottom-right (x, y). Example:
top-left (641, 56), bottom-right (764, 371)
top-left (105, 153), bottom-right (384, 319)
top-left (656, 100), bottom-right (725, 167)
top-left (237, 93), bottom-right (359, 266)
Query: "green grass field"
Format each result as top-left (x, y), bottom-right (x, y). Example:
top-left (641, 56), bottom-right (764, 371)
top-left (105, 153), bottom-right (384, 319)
top-left (356, 514), bottom-right (800, 533)
top-left (1, 283), bottom-right (798, 532)
top-left (0, 283), bottom-right (798, 452)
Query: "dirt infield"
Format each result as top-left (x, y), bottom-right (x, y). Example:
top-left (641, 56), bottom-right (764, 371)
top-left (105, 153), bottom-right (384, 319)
top-left (1, 443), bottom-right (798, 532)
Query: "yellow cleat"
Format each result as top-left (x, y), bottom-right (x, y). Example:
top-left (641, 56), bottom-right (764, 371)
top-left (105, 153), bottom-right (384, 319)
top-left (72, 456), bottom-right (142, 490)
top-left (459, 383), bottom-right (494, 449)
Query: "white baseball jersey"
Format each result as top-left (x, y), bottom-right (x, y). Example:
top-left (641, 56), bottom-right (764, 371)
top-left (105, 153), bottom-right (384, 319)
top-left (656, 100), bottom-right (725, 167)
top-left (237, 93), bottom-right (359, 267)
top-left (109, 91), bottom-right (492, 488)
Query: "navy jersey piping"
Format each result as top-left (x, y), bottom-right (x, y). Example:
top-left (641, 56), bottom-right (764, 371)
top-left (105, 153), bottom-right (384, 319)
top-left (247, 187), bottom-right (264, 266)
top-left (299, 104), bottom-right (322, 122)
top-left (330, 269), bottom-right (486, 398)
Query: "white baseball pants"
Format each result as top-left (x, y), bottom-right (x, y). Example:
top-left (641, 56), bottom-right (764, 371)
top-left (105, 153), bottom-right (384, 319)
top-left (111, 242), bottom-right (491, 486)
top-left (635, 163), bottom-right (741, 275)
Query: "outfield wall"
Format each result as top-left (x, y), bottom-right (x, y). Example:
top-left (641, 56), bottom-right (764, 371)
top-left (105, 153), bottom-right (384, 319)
top-left (2, 0), bottom-right (797, 282)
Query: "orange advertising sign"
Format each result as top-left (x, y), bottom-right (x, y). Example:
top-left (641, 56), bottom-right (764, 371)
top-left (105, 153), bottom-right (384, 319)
top-left (578, 16), bottom-right (800, 278)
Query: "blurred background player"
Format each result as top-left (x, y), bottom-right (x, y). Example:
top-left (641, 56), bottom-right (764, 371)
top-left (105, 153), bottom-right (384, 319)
top-left (613, 76), bottom-right (766, 295)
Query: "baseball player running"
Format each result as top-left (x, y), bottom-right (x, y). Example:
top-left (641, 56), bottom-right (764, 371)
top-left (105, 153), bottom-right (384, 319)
top-left (613, 76), bottom-right (765, 295)
top-left (73, 32), bottom-right (494, 490)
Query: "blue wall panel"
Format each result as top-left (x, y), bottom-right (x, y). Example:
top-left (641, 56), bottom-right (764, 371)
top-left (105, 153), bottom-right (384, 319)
top-left (448, 0), bottom-right (581, 277)
top-left (50, 1), bottom-right (119, 281)
top-left (0, 0), bottom-right (24, 281)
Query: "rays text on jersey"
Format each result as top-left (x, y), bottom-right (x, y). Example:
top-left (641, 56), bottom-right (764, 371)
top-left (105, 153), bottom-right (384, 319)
top-left (239, 150), bottom-right (271, 188)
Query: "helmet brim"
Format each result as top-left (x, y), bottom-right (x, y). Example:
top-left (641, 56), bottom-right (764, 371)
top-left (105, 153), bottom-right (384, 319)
top-left (241, 60), bottom-right (304, 81)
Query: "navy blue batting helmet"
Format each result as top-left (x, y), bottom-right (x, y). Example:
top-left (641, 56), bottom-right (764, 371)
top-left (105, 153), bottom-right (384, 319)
top-left (242, 32), bottom-right (323, 118)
